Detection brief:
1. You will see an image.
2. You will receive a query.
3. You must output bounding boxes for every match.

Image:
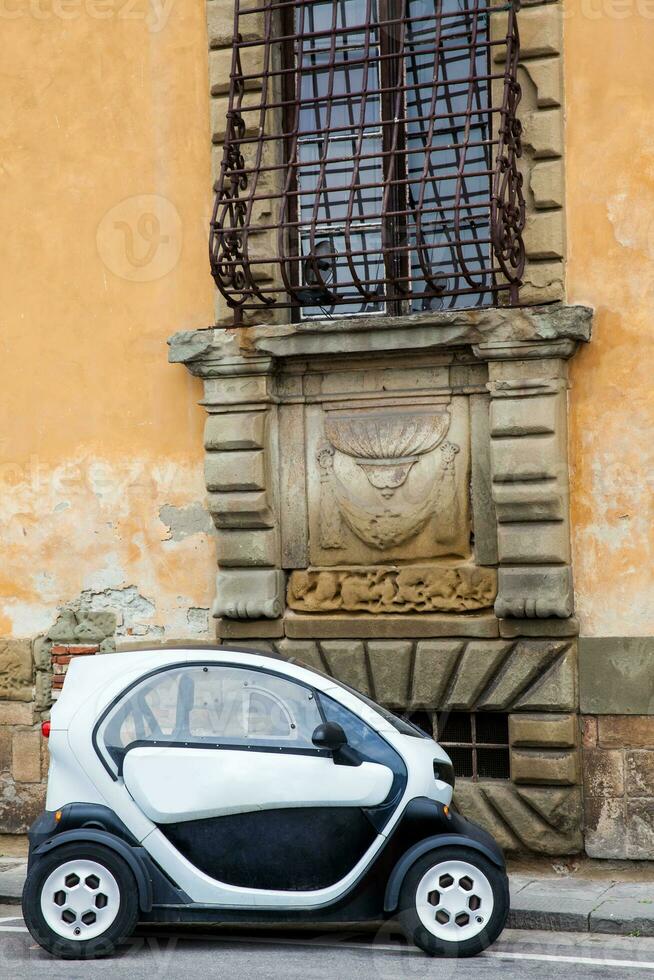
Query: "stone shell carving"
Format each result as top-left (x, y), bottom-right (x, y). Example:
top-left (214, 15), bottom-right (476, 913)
top-left (288, 565), bottom-right (497, 614)
top-left (324, 409), bottom-right (450, 495)
top-left (318, 437), bottom-right (461, 552)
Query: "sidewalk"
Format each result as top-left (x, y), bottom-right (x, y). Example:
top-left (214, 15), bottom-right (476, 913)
top-left (2, 855), bottom-right (653, 936)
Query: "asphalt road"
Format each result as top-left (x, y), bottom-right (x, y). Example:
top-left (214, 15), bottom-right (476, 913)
top-left (2, 917), bottom-right (654, 979)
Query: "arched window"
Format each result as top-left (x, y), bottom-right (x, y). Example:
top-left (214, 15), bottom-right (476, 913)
top-left (210, 0), bottom-right (524, 319)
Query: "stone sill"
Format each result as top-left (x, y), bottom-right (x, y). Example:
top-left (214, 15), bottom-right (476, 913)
top-left (218, 613), bottom-right (580, 640)
top-left (169, 303), bottom-right (593, 371)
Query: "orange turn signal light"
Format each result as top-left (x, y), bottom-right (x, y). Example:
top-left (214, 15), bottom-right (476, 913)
top-left (55, 811), bottom-right (62, 823)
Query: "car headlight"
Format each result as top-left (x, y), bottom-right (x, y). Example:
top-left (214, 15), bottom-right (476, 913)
top-left (433, 759), bottom-right (455, 789)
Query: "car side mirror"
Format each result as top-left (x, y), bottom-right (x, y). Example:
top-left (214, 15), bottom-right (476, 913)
top-left (312, 721), bottom-right (348, 752)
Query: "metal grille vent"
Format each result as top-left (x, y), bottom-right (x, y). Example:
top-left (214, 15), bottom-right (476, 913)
top-left (210, 0), bottom-right (525, 320)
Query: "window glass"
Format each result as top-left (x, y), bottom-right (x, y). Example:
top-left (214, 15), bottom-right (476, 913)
top-left (96, 665), bottom-right (323, 773)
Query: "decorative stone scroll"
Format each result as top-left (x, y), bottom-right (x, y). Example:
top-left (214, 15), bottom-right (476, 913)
top-left (287, 565), bottom-right (497, 615)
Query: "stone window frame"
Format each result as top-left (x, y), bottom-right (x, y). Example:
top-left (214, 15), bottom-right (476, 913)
top-left (207, 0), bottom-right (566, 324)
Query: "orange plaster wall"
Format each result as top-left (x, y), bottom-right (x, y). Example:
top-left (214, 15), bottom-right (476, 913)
top-left (565, 1), bottom-right (654, 636)
top-left (0, 3), bottom-right (217, 638)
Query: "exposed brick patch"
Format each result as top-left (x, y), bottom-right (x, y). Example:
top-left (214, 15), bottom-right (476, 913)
top-left (50, 643), bottom-right (101, 696)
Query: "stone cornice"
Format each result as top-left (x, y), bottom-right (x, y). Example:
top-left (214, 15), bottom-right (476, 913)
top-left (169, 304), bottom-right (592, 373)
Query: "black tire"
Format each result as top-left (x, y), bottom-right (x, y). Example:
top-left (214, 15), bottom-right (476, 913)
top-left (22, 842), bottom-right (139, 959)
top-left (397, 846), bottom-right (509, 958)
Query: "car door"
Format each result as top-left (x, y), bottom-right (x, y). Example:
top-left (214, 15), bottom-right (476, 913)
top-left (95, 662), bottom-right (403, 892)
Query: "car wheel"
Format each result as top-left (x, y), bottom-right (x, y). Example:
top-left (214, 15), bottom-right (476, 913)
top-left (22, 843), bottom-right (139, 959)
top-left (397, 846), bottom-right (509, 957)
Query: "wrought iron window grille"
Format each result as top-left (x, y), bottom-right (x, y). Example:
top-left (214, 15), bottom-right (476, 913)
top-left (405, 710), bottom-right (511, 781)
top-left (210, 0), bottom-right (525, 322)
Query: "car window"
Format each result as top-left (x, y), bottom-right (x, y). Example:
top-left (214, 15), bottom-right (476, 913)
top-left (96, 664), bottom-right (323, 774)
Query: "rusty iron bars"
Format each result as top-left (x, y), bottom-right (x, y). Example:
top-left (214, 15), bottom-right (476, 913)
top-left (437, 711), bottom-right (510, 781)
top-left (210, 0), bottom-right (525, 320)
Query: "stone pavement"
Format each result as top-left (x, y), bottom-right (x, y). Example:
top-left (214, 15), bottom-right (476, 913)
top-left (2, 855), bottom-right (653, 936)
top-left (509, 871), bottom-right (654, 936)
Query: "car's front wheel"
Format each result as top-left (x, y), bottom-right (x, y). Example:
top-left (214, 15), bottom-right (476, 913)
top-left (397, 846), bottom-right (509, 957)
top-left (22, 842), bottom-right (139, 959)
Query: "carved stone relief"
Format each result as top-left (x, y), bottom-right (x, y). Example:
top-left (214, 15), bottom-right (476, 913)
top-left (287, 565), bottom-right (497, 615)
top-left (307, 397), bottom-right (471, 566)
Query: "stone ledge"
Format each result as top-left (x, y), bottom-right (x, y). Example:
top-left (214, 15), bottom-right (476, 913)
top-left (580, 637), bottom-right (654, 715)
top-left (168, 304), bottom-right (593, 371)
top-left (284, 612), bottom-right (500, 639)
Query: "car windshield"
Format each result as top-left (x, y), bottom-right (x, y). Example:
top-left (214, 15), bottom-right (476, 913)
top-left (290, 658), bottom-right (430, 739)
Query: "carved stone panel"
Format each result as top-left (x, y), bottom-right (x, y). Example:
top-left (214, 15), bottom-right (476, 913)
top-left (306, 396), bottom-right (471, 566)
top-left (288, 565), bottom-right (497, 615)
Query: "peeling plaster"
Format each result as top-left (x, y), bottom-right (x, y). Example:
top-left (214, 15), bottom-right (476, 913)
top-left (70, 587), bottom-right (163, 639)
top-left (159, 502), bottom-right (214, 542)
top-left (187, 606), bottom-right (210, 635)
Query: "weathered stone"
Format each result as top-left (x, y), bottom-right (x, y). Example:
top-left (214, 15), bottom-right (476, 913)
top-left (490, 392), bottom-right (558, 438)
top-left (243, 305), bottom-right (592, 361)
top-left (520, 57), bottom-right (563, 109)
top-left (496, 522), bottom-right (570, 566)
top-left (442, 641), bottom-right (512, 710)
top-left (207, 3), bottom-right (264, 48)
top-left (454, 781), bottom-right (521, 852)
top-left (579, 637), bottom-right (654, 715)
top-left (509, 713), bottom-right (577, 749)
top-left (521, 108), bottom-right (563, 159)
top-left (367, 641), bottom-right (413, 707)
top-left (625, 799), bottom-right (654, 860)
top-left (218, 618), bottom-right (284, 639)
top-left (205, 411), bottom-right (267, 452)
top-left (0, 729), bottom-right (11, 771)
top-left (320, 641), bottom-right (371, 697)
top-left (598, 716), bottom-right (654, 749)
top-left (12, 730), bottom-right (41, 784)
top-left (0, 640), bottom-right (33, 702)
top-left (287, 565), bottom-right (496, 614)
top-left (0, 702), bottom-right (33, 726)
top-left (76, 611), bottom-right (117, 639)
top-left (214, 569), bottom-right (285, 619)
top-left (510, 748), bottom-right (578, 786)
top-left (477, 640), bottom-right (565, 710)
top-left (409, 641), bottom-right (462, 709)
top-left (585, 796), bottom-right (627, 859)
top-left (34, 671), bottom-right (52, 712)
top-left (499, 617), bottom-right (579, 638)
top-left (205, 451), bottom-right (266, 492)
top-left (32, 636), bottom-right (51, 672)
top-left (274, 639), bottom-right (325, 673)
top-left (216, 528), bottom-right (278, 567)
top-left (469, 393), bottom-right (498, 565)
top-left (209, 47), bottom-right (263, 95)
top-left (524, 211), bottom-right (565, 260)
top-left (583, 748), bottom-right (625, 799)
top-left (493, 4), bottom-right (561, 60)
top-left (283, 613), bottom-right (500, 639)
top-left (208, 491), bottom-right (274, 528)
top-left (495, 564), bottom-right (574, 619)
top-left (530, 160), bottom-right (564, 209)
top-left (582, 715), bottom-right (598, 748)
top-left (625, 751), bottom-right (654, 797)
top-left (0, 778), bottom-right (46, 833)
top-left (460, 781), bottom-right (582, 855)
top-left (517, 786), bottom-right (584, 839)
top-left (46, 609), bottom-right (78, 642)
top-left (513, 643), bottom-right (577, 712)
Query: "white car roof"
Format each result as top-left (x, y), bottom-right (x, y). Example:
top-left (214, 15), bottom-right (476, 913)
top-left (51, 646), bottom-right (393, 734)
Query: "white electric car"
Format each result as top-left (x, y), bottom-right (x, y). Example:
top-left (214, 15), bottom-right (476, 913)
top-left (24, 646), bottom-right (509, 959)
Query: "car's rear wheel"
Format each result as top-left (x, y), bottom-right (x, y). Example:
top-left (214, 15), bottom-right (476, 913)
top-left (397, 846), bottom-right (509, 957)
top-left (23, 843), bottom-right (139, 959)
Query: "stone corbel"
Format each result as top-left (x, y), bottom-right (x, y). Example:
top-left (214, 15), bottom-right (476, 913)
top-left (168, 329), bottom-right (284, 625)
top-left (472, 338), bottom-right (578, 620)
